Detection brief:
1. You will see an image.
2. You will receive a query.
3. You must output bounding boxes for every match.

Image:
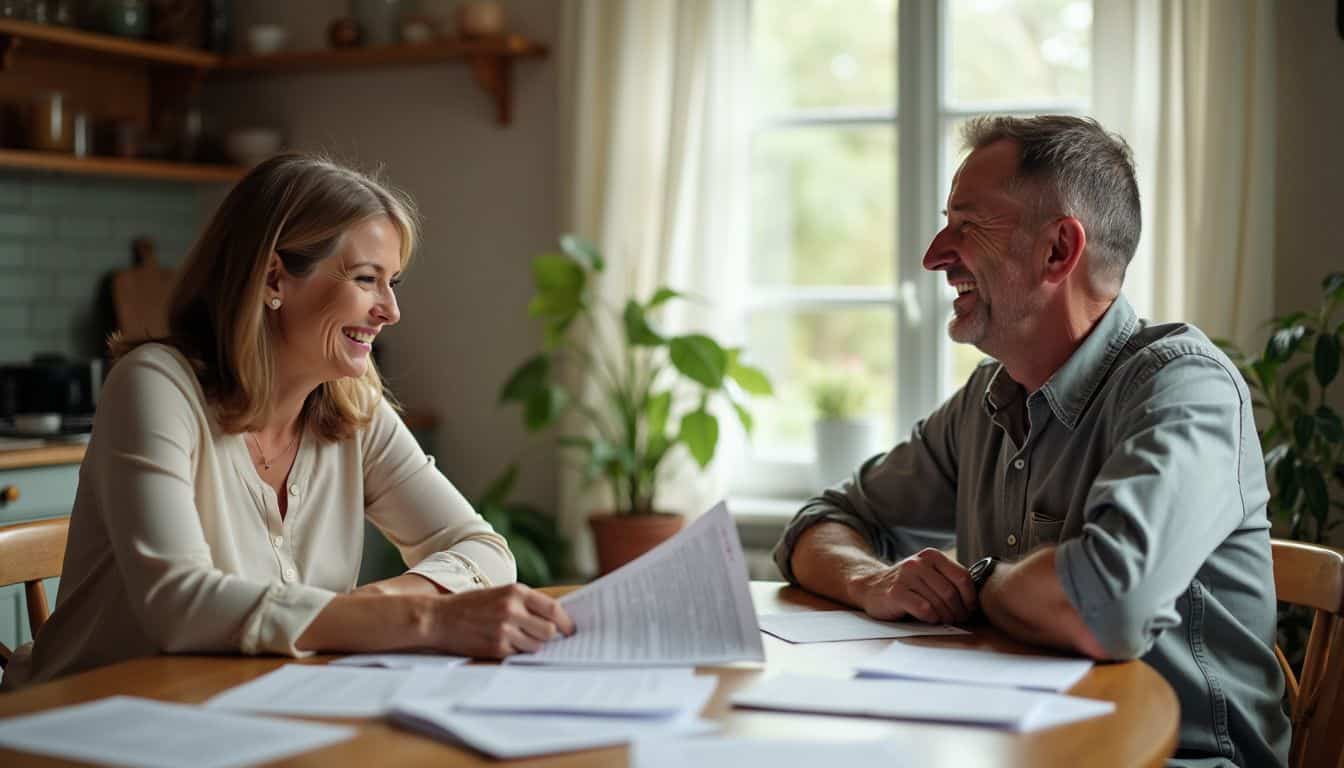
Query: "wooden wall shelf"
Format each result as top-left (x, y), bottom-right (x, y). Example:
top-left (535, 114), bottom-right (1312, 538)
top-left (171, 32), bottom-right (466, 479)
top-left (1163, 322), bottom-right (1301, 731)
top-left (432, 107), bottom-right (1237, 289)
top-left (0, 149), bottom-right (245, 183)
top-left (218, 38), bottom-right (549, 126)
top-left (0, 18), bottom-right (219, 69)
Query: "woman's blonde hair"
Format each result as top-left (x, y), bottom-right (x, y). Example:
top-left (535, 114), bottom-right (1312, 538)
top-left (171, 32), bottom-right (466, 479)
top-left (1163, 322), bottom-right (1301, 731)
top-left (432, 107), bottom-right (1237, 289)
top-left (112, 153), bottom-right (419, 441)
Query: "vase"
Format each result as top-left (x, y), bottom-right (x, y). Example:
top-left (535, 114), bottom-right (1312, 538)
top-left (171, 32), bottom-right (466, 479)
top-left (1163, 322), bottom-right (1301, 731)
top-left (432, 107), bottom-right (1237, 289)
top-left (813, 418), bottom-right (877, 488)
top-left (588, 512), bottom-right (684, 576)
top-left (351, 0), bottom-right (402, 46)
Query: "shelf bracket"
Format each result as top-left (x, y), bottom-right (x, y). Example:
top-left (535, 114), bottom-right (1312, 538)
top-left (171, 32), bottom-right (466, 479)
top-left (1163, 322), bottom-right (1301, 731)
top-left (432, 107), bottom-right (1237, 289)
top-left (468, 53), bottom-right (513, 126)
top-left (0, 34), bottom-right (18, 71)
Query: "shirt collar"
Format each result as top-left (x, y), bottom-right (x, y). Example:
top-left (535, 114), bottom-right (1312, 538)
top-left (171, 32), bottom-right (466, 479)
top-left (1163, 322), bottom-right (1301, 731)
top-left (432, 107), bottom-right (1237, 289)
top-left (1037, 294), bottom-right (1139, 430)
top-left (979, 295), bottom-right (1139, 430)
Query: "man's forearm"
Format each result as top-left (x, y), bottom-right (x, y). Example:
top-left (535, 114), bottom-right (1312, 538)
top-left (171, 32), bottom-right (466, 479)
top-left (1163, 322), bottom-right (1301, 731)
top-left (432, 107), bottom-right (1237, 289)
top-left (789, 521), bottom-right (890, 607)
top-left (979, 546), bottom-right (1107, 658)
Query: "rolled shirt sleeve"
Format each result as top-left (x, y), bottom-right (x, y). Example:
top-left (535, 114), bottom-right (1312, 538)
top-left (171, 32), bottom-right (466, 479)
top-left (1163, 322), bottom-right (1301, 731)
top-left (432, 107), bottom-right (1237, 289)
top-left (1055, 347), bottom-right (1253, 659)
top-left (361, 400), bottom-right (516, 591)
top-left (772, 367), bottom-right (985, 583)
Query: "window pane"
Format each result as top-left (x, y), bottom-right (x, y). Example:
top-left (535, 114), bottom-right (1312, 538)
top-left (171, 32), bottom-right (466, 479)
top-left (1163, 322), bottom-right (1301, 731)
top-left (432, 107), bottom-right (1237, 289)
top-left (752, 125), bottom-right (896, 287)
top-left (946, 0), bottom-right (1091, 108)
top-left (746, 306), bottom-right (897, 460)
top-left (752, 0), bottom-right (897, 113)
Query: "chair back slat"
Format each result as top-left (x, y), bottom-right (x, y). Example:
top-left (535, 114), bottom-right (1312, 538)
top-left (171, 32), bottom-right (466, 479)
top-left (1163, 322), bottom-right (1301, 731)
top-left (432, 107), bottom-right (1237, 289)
top-left (1272, 539), bottom-right (1344, 768)
top-left (0, 518), bottom-right (69, 668)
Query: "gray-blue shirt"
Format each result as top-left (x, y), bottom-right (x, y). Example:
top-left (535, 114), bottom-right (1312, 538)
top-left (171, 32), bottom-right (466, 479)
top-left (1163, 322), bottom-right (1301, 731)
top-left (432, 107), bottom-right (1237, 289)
top-left (773, 295), bottom-right (1290, 767)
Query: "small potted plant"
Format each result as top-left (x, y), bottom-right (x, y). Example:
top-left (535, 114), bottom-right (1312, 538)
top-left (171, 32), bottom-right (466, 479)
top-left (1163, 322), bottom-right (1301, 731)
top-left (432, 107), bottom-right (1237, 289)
top-left (810, 365), bottom-right (878, 487)
top-left (499, 235), bottom-right (774, 574)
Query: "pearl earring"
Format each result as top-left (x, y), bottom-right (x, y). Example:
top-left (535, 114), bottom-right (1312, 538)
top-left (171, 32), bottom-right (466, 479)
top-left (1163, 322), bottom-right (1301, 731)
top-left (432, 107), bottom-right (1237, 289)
top-left (269, 298), bottom-right (282, 309)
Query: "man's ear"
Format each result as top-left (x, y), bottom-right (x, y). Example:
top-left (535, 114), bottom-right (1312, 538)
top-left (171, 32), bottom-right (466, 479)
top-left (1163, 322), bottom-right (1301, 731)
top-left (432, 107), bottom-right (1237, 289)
top-left (1043, 217), bottom-right (1086, 286)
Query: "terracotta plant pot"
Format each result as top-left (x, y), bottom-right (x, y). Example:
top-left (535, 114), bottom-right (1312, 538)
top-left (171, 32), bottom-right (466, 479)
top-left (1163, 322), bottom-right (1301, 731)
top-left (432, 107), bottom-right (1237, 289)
top-left (588, 512), bottom-right (684, 575)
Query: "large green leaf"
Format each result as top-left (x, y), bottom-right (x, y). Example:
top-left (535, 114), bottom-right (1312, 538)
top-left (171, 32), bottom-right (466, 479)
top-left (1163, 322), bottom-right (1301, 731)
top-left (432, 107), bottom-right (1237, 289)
top-left (1266, 325), bottom-right (1309, 364)
top-left (560, 234), bottom-right (604, 271)
top-left (732, 401), bottom-right (754, 433)
top-left (529, 254), bottom-right (586, 320)
top-left (1317, 405), bottom-right (1344, 444)
top-left (727, 361), bottom-right (774, 396)
top-left (500, 355), bottom-right (549, 402)
top-left (509, 535), bottom-right (553, 586)
top-left (623, 300), bottom-right (664, 346)
top-left (1298, 465), bottom-right (1329, 520)
top-left (1323, 272), bottom-right (1344, 302)
top-left (679, 409), bottom-right (719, 467)
top-left (480, 464), bottom-right (519, 508)
top-left (1294, 414), bottom-right (1317, 450)
top-left (1314, 332), bottom-right (1340, 388)
top-left (669, 335), bottom-right (728, 388)
top-left (648, 287), bottom-right (682, 307)
top-left (1276, 451), bottom-right (1300, 511)
top-left (524, 386), bottom-right (567, 430)
top-left (645, 390), bottom-right (672, 440)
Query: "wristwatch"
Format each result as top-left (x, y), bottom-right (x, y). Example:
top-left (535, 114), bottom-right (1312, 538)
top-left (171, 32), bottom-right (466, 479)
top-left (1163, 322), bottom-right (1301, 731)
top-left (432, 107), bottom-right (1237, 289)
top-left (968, 556), bottom-right (999, 592)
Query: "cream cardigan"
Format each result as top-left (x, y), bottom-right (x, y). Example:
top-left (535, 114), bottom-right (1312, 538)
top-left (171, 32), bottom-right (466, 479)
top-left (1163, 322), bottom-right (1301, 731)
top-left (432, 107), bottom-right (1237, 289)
top-left (3, 344), bottom-right (513, 688)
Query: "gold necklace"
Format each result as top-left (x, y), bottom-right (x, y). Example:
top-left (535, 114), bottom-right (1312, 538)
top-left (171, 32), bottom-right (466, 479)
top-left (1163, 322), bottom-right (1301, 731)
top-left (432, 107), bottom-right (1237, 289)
top-left (248, 431), bottom-right (298, 471)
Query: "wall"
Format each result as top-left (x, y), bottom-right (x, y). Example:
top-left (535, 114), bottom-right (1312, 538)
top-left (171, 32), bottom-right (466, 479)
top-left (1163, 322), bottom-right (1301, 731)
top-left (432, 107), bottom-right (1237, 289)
top-left (0, 176), bottom-right (201, 363)
top-left (1276, 1), bottom-right (1344, 332)
top-left (207, 0), bottom-right (562, 508)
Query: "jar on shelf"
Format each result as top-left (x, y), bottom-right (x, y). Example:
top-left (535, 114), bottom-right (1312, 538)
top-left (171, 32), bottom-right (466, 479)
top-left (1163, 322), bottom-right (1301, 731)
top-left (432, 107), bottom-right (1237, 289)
top-left (103, 0), bottom-right (149, 39)
top-left (29, 91), bottom-right (74, 153)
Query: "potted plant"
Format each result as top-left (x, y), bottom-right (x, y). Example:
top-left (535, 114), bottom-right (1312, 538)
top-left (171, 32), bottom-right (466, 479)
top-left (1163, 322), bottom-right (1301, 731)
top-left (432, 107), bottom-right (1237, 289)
top-left (474, 464), bottom-right (569, 586)
top-left (1218, 271), bottom-right (1343, 669)
top-left (810, 366), bottom-right (878, 487)
top-left (498, 235), bottom-right (773, 574)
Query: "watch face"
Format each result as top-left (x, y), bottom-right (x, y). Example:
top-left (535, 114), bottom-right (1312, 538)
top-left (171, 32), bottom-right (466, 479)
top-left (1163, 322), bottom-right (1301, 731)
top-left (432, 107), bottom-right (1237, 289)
top-left (970, 557), bottom-right (995, 587)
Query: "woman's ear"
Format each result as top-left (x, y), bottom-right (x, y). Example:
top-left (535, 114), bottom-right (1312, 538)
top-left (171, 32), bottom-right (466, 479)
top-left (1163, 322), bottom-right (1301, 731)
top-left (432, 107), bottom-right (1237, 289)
top-left (265, 252), bottom-right (285, 304)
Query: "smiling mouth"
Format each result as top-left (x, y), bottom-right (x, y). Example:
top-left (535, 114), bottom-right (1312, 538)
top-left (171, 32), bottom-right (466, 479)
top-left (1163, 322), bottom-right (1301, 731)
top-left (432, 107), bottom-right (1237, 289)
top-left (342, 328), bottom-right (376, 346)
top-left (951, 281), bottom-right (976, 296)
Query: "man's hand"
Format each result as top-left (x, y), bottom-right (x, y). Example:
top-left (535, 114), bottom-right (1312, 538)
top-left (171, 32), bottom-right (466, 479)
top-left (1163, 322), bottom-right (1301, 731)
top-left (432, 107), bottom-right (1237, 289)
top-left (849, 548), bottom-right (977, 624)
top-left (427, 583), bottom-right (576, 659)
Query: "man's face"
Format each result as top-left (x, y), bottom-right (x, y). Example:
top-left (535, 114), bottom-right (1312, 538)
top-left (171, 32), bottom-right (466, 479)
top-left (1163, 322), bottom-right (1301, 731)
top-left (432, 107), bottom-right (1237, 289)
top-left (922, 139), bottom-right (1042, 357)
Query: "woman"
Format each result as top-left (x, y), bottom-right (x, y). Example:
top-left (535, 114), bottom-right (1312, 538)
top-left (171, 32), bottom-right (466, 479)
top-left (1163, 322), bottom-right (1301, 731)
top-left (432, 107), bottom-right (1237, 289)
top-left (2, 155), bottom-right (572, 689)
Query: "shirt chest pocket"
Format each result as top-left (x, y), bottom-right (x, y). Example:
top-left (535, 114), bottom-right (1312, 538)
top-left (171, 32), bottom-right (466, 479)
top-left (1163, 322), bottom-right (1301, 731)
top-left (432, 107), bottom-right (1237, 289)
top-left (1026, 508), bottom-right (1066, 550)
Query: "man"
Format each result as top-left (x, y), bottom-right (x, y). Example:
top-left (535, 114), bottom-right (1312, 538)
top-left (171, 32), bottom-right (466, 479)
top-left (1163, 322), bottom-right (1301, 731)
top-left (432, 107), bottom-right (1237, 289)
top-left (773, 116), bottom-right (1290, 767)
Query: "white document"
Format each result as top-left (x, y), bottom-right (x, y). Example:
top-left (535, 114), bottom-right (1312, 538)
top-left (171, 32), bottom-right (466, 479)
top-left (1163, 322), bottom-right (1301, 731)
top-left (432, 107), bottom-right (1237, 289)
top-left (0, 696), bottom-right (354, 768)
top-left (508, 501), bottom-right (765, 667)
top-left (391, 699), bottom-right (717, 759)
top-left (205, 664), bottom-right (457, 717)
top-left (758, 610), bottom-right (970, 643)
top-left (855, 642), bottom-right (1094, 691)
top-left (329, 653), bottom-right (470, 669)
top-left (731, 674), bottom-right (1113, 731)
top-left (631, 738), bottom-right (916, 768)
top-left (454, 668), bottom-right (715, 717)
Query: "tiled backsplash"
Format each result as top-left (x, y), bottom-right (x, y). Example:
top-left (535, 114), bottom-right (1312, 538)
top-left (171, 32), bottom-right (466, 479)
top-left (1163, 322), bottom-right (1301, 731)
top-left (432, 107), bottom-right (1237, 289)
top-left (0, 173), bottom-right (204, 363)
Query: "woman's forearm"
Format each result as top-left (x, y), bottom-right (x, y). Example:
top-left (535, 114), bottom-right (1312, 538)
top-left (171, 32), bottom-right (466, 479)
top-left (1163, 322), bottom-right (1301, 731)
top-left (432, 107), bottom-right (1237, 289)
top-left (295, 593), bottom-right (433, 653)
top-left (352, 572), bottom-right (447, 596)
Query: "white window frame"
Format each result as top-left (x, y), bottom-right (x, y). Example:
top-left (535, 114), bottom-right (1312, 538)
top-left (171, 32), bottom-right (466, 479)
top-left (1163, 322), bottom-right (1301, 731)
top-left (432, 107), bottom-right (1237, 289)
top-left (734, 0), bottom-right (1089, 504)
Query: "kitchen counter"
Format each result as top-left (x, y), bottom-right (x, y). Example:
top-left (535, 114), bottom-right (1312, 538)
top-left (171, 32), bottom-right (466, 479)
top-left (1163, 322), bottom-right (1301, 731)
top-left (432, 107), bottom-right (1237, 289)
top-left (0, 443), bottom-right (87, 470)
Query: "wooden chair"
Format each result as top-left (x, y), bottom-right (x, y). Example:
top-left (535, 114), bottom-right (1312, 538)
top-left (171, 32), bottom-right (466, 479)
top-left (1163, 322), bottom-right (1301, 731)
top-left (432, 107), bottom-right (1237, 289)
top-left (0, 518), bottom-right (69, 668)
top-left (1271, 539), bottom-right (1344, 768)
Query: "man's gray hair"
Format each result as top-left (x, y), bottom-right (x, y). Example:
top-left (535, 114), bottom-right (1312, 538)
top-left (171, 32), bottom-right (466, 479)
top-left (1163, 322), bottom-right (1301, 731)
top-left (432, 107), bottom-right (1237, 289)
top-left (961, 115), bottom-right (1141, 286)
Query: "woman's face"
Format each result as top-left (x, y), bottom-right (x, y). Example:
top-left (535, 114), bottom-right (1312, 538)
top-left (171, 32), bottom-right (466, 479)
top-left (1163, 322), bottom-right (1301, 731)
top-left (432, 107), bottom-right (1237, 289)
top-left (270, 215), bottom-right (403, 387)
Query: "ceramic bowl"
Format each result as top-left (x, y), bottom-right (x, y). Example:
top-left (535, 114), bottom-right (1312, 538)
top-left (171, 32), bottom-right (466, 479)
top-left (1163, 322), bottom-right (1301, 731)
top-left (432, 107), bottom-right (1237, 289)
top-left (246, 24), bottom-right (289, 55)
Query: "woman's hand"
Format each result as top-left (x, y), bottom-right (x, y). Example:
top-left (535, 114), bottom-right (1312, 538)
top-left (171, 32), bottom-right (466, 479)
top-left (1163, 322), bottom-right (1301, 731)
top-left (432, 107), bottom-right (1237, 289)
top-left (427, 583), bottom-right (576, 659)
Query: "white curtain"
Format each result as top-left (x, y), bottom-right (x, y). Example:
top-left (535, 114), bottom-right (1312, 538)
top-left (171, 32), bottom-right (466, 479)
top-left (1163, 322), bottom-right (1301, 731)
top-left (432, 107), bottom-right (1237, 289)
top-left (557, 0), bottom-right (751, 574)
top-left (1093, 0), bottom-right (1276, 351)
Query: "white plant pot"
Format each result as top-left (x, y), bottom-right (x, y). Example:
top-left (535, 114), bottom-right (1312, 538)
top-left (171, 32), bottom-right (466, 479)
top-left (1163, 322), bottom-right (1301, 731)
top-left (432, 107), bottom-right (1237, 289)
top-left (813, 418), bottom-right (878, 488)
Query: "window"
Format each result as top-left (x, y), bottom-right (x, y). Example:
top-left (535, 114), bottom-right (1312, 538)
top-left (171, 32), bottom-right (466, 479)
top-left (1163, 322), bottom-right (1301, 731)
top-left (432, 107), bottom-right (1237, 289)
top-left (740, 0), bottom-right (1091, 499)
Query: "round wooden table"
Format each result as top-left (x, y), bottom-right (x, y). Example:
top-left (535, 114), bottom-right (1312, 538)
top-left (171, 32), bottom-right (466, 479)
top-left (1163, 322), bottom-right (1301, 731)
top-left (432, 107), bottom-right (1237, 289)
top-left (0, 582), bottom-right (1179, 767)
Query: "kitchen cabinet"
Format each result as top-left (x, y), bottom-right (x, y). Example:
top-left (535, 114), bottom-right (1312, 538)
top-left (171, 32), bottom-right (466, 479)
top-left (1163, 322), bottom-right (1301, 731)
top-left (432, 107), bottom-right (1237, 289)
top-left (0, 460), bottom-right (77, 654)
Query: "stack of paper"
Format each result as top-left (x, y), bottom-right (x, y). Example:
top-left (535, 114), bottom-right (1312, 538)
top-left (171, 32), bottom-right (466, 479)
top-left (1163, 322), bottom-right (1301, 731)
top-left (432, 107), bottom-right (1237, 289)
top-left (730, 674), bottom-right (1113, 732)
top-left (854, 641), bottom-right (1094, 691)
top-left (631, 737), bottom-right (916, 768)
top-left (507, 502), bottom-right (765, 667)
top-left (205, 663), bottom-right (468, 717)
top-left (389, 667), bottom-right (719, 758)
top-left (0, 696), bottom-right (354, 768)
top-left (758, 610), bottom-right (970, 643)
